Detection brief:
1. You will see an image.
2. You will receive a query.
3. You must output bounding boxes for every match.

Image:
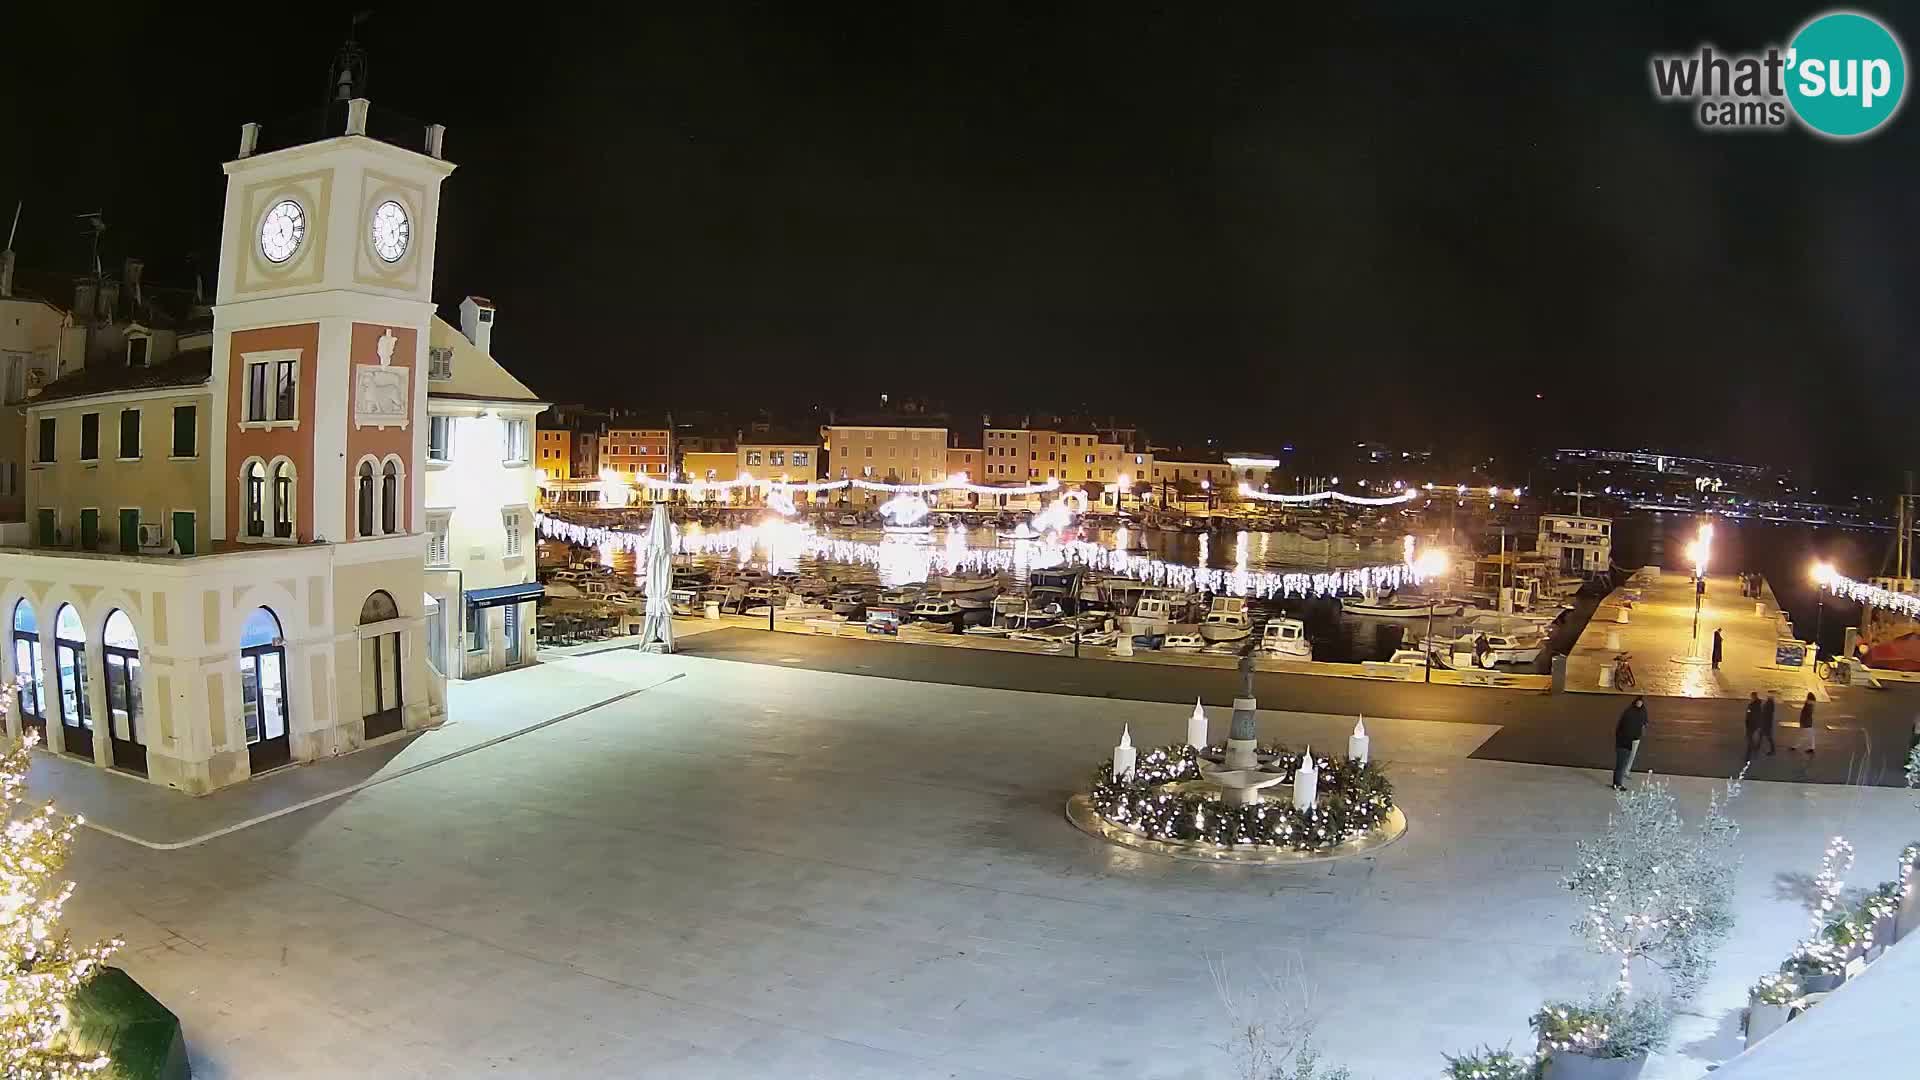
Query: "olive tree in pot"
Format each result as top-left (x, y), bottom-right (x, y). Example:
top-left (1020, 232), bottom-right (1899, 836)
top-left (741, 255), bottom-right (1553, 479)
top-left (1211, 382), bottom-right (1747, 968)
top-left (1562, 775), bottom-right (1743, 1000)
top-left (1531, 995), bottom-right (1670, 1080)
top-left (1743, 972), bottom-right (1797, 1046)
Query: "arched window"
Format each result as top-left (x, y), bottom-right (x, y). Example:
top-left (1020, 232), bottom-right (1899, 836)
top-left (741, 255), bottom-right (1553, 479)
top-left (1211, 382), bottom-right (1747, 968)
top-left (380, 459), bottom-right (401, 535)
top-left (244, 460), bottom-right (266, 537)
top-left (356, 460), bottom-right (376, 538)
top-left (101, 610), bottom-right (144, 776)
top-left (360, 590), bottom-right (400, 624)
top-left (270, 458), bottom-right (295, 539)
top-left (52, 603), bottom-right (90, 759)
top-left (12, 600), bottom-right (42, 737)
top-left (239, 607), bottom-right (291, 774)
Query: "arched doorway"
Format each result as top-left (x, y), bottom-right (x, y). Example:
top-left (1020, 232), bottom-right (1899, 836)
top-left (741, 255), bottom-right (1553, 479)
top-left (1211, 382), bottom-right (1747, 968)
top-left (101, 610), bottom-right (145, 776)
top-left (12, 601), bottom-right (44, 742)
top-left (240, 607), bottom-right (290, 774)
top-left (359, 590), bottom-right (403, 739)
top-left (52, 604), bottom-right (90, 759)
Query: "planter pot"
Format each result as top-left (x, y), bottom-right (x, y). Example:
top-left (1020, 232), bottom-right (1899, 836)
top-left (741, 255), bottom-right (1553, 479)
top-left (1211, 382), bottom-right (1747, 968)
top-left (1542, 1050), bottom-right (1649, 1080)
top-left (1898, 888), bottom-right (1920, 943)
top-left (1745, 1000), bottom-right (1792, 1045)
top-left (1797, 969), bottom-right (1845, 994)
top-left (1868, 915), bottom-right (1896, 961)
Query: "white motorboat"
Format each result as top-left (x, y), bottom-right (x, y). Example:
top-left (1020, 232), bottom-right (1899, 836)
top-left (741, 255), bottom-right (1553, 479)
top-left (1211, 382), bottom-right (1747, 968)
top-left (963, 624), bottom-right (1014, 638)
top-left (1257, 617), bottom-right (1312, 660)
top-left (954, 590), bottom-right (997, 611)
top-left (910, 597), bottom-right (963, 621)
top-left (1387, 648), bottom-right (1449, 670)
top-left (670, 588), bottom-right (702, 616)
top-left (878, 585), bottom-right (927, 606)
top-left (827, 588), bottom-right (872, 617)
top-left (1341, 593), bottom-right (1462, 618)
top-left (932, 574), bottom-right (998, 598)
top-left (838, 514), bottom-right (859, 527)
top-left (1160, 632), bottom-right (1206, 651)
top-left (1198, 597), bottom-right (1252, 643)
top-left (1121, 595), bottom-right (1174, 638)
top-left (1011, 624), bottom-right (1079, 646)
top-left (1441, 630), bottom-right (1543, 668)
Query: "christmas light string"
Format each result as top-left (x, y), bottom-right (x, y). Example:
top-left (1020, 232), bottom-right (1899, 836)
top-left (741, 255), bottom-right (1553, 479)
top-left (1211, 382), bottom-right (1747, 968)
top-left (1816, 570), bottom-right (1920, 619)
top-left (609, 470), bottom-right (1064, 497)
top-left (1236, 484), bottom-right (1420, 507)
top-left (535, 514), bottom-right (1427, 599)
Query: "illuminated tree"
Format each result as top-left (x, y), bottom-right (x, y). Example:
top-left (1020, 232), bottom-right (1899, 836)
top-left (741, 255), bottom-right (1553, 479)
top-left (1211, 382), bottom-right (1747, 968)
top-left (0, 727), bottom-right (121, 1078)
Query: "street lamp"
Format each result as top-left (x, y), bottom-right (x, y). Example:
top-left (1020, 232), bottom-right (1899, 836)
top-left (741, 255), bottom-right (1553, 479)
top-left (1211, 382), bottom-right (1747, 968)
top-left (1413, 549), bottom-right (1450, 683)
top-left (1810, 560), bottom-right (1835, 657)
top-left (1683, 521), bottom-right (1713, 660)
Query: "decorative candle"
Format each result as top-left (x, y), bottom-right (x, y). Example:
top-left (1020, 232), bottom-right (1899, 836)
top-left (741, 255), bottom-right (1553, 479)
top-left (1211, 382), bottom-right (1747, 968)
top-left (1293, 748), bottom-right (1318, 810)
top-left (1112, 725), bottom-right (1137, 781)
top-left (1348, 715), bottom-right (1369, 765)
top-left (1187, 698), bottom-right (1209, 749)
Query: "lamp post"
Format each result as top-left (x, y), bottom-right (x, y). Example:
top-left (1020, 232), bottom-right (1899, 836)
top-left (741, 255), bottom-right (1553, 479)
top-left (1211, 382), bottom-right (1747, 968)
top-left (1679, 521), bottom-right (1713, 662)
top-left (1413, 549), bottom-right (1449, 683)
top-left (1810, 560), bottom-right (1834, 659)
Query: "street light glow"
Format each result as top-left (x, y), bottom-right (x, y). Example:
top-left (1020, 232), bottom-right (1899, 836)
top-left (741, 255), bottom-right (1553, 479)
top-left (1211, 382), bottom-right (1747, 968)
top-left (1686, 522), bottom-right (1713, 575)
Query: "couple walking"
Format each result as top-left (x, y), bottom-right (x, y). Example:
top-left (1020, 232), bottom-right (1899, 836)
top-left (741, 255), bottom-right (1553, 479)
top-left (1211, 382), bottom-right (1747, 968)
top-left (1745, 689), bottom-right (1816, 757)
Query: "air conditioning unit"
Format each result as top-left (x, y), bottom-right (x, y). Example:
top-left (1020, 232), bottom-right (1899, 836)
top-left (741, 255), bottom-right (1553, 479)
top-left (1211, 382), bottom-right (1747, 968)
top-left (136, 523), bottom-right (168, 552)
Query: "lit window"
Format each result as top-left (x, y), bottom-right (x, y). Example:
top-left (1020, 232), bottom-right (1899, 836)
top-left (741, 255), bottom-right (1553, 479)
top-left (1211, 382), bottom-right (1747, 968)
top-left (244, 358), bottom-right (297, 423)
top-left (501, 419), bottom-right (529, 465)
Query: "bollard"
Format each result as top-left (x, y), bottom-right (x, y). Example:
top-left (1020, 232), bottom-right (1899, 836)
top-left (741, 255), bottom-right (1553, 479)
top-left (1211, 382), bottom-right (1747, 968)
top-left (704, 601), bottom-right (720, 620)
top-left (1599, 663), bottom-right (1615, 689)
top-left (1113, 634), bottom-right (1134, 657)
top-left (1606, 630), bottom-right (1622, 651)
top-left (1754, 601), bottom-right (1764, 617)
top-left (1615, 607), bottom-right (1630, 624)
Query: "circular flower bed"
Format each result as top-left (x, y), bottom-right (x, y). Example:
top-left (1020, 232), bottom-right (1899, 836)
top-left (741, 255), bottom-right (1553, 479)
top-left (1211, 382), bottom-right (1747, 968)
top-left (1088, 742), bottom-right (1395, 851)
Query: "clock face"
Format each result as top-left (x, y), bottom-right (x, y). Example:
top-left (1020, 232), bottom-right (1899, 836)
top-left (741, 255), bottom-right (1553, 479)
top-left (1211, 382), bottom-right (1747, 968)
top-left (259, 199), bottom-right (306, 264)
top-left (370, 199), bottom-right (411, 263)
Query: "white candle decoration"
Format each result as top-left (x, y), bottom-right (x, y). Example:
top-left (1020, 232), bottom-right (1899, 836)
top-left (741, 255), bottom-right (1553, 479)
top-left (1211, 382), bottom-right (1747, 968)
top-left (1187, 698), bottom-right (1208, 749)
top-left (1348, 715), bottom-right (1369, 765)
top-left (1112, 724), bottom-right (1137, 781)
top-left (1293, 748), bottom-right (1318, 810)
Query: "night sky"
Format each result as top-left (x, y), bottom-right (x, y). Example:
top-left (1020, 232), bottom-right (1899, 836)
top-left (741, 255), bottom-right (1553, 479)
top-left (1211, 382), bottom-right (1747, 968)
top-left (6, 4), bottom-right (1917, 488)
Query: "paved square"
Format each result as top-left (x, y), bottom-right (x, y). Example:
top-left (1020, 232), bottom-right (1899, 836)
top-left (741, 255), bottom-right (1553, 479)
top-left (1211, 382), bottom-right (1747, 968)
top-left (59, 652), bottom-right (1920, 1078)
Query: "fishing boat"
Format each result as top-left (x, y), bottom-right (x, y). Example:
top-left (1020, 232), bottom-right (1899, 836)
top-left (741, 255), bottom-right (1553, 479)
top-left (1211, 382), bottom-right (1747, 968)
top-left (700, 582), bottom-right (746, 613)
top-left (1198, 596), bottom-right (1252, 643)
top-left (1011, 624), bottom-right (1079, 646)
top-left (1341, 593), bottom-right (1462, 618)
top-left (1437, 629), bottom-right (1543, 668)
top-left (1257, 617), bottom-right (1312, 660)
top-left (670, 588), bottom-right (702, 616)
top-left (838, 514), bottom-right (859, 527)
top-left (963, 624), bottom-right (1014, 638)
top-left (878, 584), bottom-right (927, 606)
top-left (827, 587), bottom-right (872, 617)
top-left (910, 597), bottom-right (964, 622)
top-left (931, 573), bottom-right (998, 599)
top-left (1120, 595), bottom-right (1175, 638)
top-left (1160, 631), bottom-right (1206, 651)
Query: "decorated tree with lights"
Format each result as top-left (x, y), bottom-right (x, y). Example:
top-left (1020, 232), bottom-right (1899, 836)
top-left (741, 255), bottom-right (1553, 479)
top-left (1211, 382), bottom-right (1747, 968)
top-left (0, 729), bottom-right (122, 1078)
top-left (1562, 773), bottom-right (1743, 1000)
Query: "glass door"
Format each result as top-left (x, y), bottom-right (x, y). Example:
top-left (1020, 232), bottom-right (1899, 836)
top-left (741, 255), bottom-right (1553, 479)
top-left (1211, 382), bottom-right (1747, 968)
top-left (13, 637), bottom-right (43, 740)
top-left (361, 633), bottom-right (403, 739)
top-left (55, 640), bottom-right (90, 759)
top-left (504, 603), bottom-right (521, 666)
top-left (103, 651), bottom-right (145, 775)
top-left (242, 645), bottom-right (291, 774)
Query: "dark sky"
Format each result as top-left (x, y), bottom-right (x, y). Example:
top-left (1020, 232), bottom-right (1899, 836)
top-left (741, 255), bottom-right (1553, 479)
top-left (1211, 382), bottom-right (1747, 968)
top-left (6, 4), bottom-right (1918, 488)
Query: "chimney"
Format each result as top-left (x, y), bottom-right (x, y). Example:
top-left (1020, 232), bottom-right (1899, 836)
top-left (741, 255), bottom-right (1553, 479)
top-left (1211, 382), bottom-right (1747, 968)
top-left (458, 296), bottom-right (496, 355)
top-left (0, 249), bottom-right (13, 297)
top-left (123, 258), bottom-right (144, 307)
top-left (98, 277), bottom-right (120, 321)
top-left (73, 278), bottom-right (97, 323)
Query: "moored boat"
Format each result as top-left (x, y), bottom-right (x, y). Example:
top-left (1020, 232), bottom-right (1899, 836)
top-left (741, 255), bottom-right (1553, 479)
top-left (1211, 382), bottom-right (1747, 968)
top-left (1198, 596), bottom-right (1252, 643)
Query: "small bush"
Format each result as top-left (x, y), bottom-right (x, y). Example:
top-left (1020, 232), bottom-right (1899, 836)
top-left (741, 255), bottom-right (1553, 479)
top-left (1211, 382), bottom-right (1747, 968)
top-left (1443, 1043), bottom-right (1539, 1079)
top-left (1531, 995), bottom-right (1671, 1060)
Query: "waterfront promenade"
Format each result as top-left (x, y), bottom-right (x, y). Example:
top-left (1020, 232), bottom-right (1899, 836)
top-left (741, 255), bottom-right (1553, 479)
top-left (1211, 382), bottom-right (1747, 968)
top-left (1566, 571), bottom-right (1826, 701)
top-left (57, 649), bottom-right (1920, 1078)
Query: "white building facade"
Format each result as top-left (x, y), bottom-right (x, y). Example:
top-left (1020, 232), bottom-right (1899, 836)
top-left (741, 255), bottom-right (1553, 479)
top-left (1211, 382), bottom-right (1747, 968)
top-left (422, 297), bottom-right (546, 679)
top-left (1536, 513), bottom-right (1613, 575)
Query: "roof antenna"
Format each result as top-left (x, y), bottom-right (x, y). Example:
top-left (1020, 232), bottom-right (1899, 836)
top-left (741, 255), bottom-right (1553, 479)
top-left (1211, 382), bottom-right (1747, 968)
top-left (73, 212), bottom-right (106, 279)
top-left (5, 201), bottom-right (20, 251)
top-left (328, 11), bottom-right (372, 103)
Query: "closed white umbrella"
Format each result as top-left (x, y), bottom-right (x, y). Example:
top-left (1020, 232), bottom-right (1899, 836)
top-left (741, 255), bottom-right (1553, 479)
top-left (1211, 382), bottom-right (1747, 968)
top-left (640, 502), bottom-right (675, 653)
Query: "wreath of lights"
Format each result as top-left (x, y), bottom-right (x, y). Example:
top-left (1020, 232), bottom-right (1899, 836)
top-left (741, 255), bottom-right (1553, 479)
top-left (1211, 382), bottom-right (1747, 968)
top-left (1086, 742), bottom-right (1393, 851)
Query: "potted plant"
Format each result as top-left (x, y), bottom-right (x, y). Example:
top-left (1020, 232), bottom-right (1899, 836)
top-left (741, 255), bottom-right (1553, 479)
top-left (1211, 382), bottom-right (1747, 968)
top-left (1815, 908), bottom-right (1874, 964)
top-left (1531, 996), bottom-right (1669, 1080)
top-left (1779, 946), bottom-right (1847, 995)
top-left (1744, 972), bottom-right (1798, 1045)
top-left (1444, 1044), bottom-right (1540, 1079)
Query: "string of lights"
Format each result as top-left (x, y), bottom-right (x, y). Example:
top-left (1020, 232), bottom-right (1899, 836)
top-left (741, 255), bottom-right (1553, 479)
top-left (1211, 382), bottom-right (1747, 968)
top-left (1816, 569), bottom-right (1920, 619)
top-left (612, 469), bottom-right (1062, 497)
top-left (1236, 484), bottom-right (1419, 507)
top-left (534, 514), bottom-right (1425, 599)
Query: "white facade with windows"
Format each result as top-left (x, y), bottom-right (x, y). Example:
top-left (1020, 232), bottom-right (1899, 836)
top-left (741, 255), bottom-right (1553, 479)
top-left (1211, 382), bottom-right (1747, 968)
top-left (422, 300), bottom-right (546, 679)
top-left (1536, 513), bottom-right (1613, 574)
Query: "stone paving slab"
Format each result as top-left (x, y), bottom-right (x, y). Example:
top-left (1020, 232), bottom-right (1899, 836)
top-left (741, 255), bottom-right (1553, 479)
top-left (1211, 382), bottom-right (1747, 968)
top-left (52, 652), bottom-right (1920, 1079)
top-left (1567, 570), bottom-right (1827, 701)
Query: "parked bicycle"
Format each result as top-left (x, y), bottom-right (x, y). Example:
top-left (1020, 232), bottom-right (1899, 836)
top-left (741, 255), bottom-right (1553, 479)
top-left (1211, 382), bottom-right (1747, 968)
top-left (1613, 652), bottom-right (1637, 690)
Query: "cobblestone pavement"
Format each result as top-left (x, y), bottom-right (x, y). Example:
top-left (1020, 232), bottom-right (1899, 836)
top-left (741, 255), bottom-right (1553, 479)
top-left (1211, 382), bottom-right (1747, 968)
top-left (58, 652), bottom-right (1920, 1078)
top-left (1566, 572), bottom-right (1827, 701)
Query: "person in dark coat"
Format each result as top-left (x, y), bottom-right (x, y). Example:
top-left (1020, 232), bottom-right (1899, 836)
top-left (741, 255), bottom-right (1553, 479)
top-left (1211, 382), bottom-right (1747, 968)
top-left (1711, 628), bottom-right (1724, 669)
top-left (1743, 692), bottom-right (1766, 759)
top-left (1613, 696), bottom-right (1649, 790)
top-left (1759, 690), bottom-right (1778, 756)
top-left (1800, 692), bottom-right (1816, 755)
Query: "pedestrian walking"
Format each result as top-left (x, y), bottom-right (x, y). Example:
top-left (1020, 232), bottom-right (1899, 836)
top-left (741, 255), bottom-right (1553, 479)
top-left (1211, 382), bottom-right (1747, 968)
top-left (1743, 692), bottom-right (1766, 759)
top-left (1711, 628), bottom-right (1724, 669)
top-left (1800, 692), bottom-right (1816, 755)
top-left (1614, 696), bottom-right (1649, 790)
top-left (1760, 689), bottom-right (1778, 756)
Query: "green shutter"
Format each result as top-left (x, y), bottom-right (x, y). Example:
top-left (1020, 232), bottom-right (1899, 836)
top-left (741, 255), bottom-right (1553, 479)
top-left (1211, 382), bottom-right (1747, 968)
top-left (170, 512), bottom-right (195, 556)
top-left (79, 509), bottom-right (98, 549)
top-left (35, 509), bottom-right (54, 547)
top-left (119, 509), bottom-right (140, 553)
